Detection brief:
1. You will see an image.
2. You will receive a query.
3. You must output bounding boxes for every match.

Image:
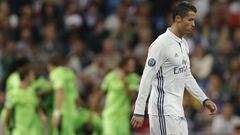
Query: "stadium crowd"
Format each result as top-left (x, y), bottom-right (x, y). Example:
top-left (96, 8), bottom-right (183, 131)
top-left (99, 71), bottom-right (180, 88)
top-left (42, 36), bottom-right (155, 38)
top-left (0, 0), bottom-right (239, 135)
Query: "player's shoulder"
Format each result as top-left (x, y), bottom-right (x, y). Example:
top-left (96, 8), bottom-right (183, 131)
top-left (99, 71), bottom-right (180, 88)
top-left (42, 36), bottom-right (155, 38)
top-left (7, 72), bottom-right (20, 82)
top-left (127, 73), bottom-right (139, 79)
top-left (50, 66), bottom-right (64, 79)
top-left (102, 71), bottom-right (118, 85)
top-left (149, 33), bottom-right (169, 50)
top-left (105, 71), bottom-right (117, 79)
top-left (63, 67), bottom-right (75, 76)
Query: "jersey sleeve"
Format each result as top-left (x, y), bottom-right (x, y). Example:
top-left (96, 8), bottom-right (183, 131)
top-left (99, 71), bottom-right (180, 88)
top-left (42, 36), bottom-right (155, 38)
top-left (126, 73), bottom-right (140, 91)
top-left (50, 71), bottom-right (64, 90)
top-left (134, 42), bottom-right (167, 115)
top-left (5, 90), bottom-right (18, 109)
top-left (184, 42), bottom-right (209, 104)
top-left (101, 74), bottom-right (110, 92)
top-left (32, 77), bottom-right (51, 91)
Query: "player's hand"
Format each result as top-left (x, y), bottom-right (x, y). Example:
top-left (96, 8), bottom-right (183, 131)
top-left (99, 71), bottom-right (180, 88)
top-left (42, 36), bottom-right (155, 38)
top-left (131, 115), bottom-right (144, 128)
top-left (52, 115), bottom-right (60, 128)
top-left (204, 100), bottom-right (217, 115)
top-left (2, 128), bottom-right (6, 135)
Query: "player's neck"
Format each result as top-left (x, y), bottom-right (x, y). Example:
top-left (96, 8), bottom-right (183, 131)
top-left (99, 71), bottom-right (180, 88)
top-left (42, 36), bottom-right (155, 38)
top-left (20, 81), bottom-right (29, 90)
top-left (170, 24), bottom-right (184, 38)
top-left (116, 68), bottom-right (126, 79)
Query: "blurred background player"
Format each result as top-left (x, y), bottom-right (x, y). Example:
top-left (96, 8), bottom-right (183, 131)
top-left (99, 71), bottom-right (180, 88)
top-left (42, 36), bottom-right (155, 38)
top-left (2, 65), bottom-right (47, 135)
top-left (0, 57), bottom-right (30, 134)
top-left (47, 54), bottom-right (78, 135)
top-left (93, 57), bottom-right (139, 135)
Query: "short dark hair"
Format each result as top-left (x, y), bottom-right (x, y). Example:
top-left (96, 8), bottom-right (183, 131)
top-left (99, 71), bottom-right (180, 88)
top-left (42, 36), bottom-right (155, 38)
top-left (8, 56), bottom-right (30, 74)
top-left (48, 53), bottom-right (64, 66)
top-left (118, 57), bottom-right (135, 68)
top-left (172, 1), bottom-right (197, 21)
top-left (19, 65), bottom-right (33, 81)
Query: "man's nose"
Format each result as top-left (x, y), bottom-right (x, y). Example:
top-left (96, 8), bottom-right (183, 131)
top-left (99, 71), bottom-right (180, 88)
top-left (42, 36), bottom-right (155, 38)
top-left (192, 21), bottom-right (195, 27)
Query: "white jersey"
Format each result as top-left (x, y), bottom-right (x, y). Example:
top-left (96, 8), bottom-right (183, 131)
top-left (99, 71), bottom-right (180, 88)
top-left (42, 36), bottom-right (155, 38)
top-left (134, 28), bottom-right (208, 117)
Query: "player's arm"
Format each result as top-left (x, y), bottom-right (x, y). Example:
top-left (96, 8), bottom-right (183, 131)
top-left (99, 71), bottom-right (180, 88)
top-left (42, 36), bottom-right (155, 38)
top-left (184, 43), bottom-right (217, 115)
top-left (52, 88), bottom-right (64, 127)
top-left (2, 89), bottom-right (17, 135)
top-left (185, 62), bottom-right (217, 115)
top-left (132, 42), bottom-right (167, 128)
top-left (123, 80), bottom-right (137, 100)
top-left (37, 106), bottom-right (48, 133)
top-left (90, 73), bottom-right (111, 112)
top-left (90, 89), bottom-right (105, 112)
top-left (123, 74), bottom-right (140, 101)
top-left (37, 89), bottom-right (53, 97)
top-left (34, 77), bottom-right (53, 97)
top-left (2, 108), bottom-right (12, 135)
top-left (50, 72), bottom-right (65, 127)
top-left (37, 106), bottom-right (48, 124)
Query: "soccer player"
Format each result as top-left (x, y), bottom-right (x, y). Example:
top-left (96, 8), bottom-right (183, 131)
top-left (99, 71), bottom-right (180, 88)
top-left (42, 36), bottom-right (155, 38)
top-left (94, 57), bottom-right (139, 135)
top-left (2, 65), bottom-right (45, 135)
top-left (47, 53), bottom-right (78, 135)
top-left (131, 1), bottom-right (217, 135)
top-left (0, 57), bottom-right (30, 135)
top-left (1, 60), bottom-right (51, 135)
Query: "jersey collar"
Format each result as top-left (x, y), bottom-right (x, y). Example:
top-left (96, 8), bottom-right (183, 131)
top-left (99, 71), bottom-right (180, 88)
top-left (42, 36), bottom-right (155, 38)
top-left (166, 28), bottom-right (183, 43)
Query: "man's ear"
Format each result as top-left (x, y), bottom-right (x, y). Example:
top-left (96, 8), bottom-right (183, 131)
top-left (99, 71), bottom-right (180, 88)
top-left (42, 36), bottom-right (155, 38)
top-left (175, 15), bottom-right (182, 23)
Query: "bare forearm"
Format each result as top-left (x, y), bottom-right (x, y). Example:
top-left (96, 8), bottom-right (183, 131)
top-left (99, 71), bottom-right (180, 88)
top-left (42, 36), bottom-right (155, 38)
top-left (91, 90), bottom-right (104, 111)
top-left (123, 83), bottom-right (137, 100)
top-left (2, 109), bottom-right (12, 135)
top-left (54, 89), bottom-right (64, 111)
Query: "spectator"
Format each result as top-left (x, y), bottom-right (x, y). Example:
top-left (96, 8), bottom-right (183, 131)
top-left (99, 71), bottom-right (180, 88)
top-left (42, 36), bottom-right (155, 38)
top-left (206, 74), bottom-right (225, 106)
top-left (104, 4), bottom-right (127, 32)
top-left (68, 38), bottom-right (93, 74)
top-left (100, 38), bottom-right (121, 71)
top-left (38, 23), bottom-right (65, 65)
top-left (133, 27), bottom-right (152, 67)
top-left (212, 101), bottom-right (240, 135)
top-left (81, 53), bottom-right (107, 100)
top-left (191, 45), bottom-right (214, 81)
top-left (16, 28), bottom-right (33, 59)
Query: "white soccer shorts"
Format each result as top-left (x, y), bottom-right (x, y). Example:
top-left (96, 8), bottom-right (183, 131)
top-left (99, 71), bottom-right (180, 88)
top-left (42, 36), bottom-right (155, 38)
top-left (149, 115), bottom-right (188, 135)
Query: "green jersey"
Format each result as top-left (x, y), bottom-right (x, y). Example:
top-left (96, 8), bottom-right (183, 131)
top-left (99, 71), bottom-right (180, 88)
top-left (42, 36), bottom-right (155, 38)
top-left (32, 76), bottom-right (51, 92)
top-left (49, 66), bottom-right (78, 116)
top-left (101, 71), bottom-right (139, 117)
top-left (101, 71), bottom-right (139, 135)
top-left (0, 72), bottom-right (21, 135)
top-left (6, 72), bottom-right (20, 91)
top-left (32, 77), bottom-right (53, 117)
top-left (2, 73), bottom-right (50, 135)
top-left (5, 72), bottom-right (20, 105)
top-left (7, 85), bottom-right (42, 135)
top-left (50, 66), bottom-right (78, 135)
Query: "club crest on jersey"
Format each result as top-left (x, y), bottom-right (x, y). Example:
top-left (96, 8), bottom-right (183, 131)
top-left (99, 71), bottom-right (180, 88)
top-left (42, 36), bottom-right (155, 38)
top-left (148, 58), bottom-right (156, 67)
